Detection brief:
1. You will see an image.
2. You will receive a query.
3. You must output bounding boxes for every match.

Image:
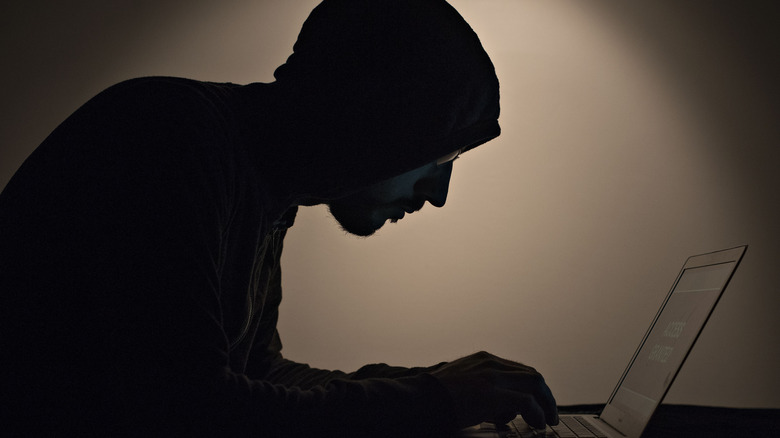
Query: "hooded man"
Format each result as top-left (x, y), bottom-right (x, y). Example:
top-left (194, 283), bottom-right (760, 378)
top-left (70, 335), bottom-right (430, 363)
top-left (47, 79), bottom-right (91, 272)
top-left (0, 0), bottom-right (558, 436)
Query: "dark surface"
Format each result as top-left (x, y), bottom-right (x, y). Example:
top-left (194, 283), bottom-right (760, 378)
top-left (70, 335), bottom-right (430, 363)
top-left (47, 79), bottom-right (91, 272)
top-left (559, 404), bottom-right (780, 437)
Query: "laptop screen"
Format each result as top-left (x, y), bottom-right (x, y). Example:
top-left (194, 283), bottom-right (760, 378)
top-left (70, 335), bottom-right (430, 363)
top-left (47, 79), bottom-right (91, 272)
top-left (600, 259), bottom-right (739, 437)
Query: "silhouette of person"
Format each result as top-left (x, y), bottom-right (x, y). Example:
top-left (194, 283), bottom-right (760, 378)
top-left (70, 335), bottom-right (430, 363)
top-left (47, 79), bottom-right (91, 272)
top-left (0, 0), bottom-right (557, 436)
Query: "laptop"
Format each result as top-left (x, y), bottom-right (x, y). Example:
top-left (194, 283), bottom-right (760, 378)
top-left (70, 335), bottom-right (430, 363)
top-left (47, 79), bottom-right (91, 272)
top-left (460, 245), bottom-right (748, 438)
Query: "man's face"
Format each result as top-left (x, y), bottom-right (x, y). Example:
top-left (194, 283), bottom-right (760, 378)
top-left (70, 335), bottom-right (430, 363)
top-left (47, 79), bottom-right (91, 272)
top-left (328, 152), bottom-right (459, 236)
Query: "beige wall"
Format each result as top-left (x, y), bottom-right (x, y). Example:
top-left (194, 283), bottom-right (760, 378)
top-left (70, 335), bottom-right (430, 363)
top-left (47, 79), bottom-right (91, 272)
top-left (2, 1), bottom-right (778, 408)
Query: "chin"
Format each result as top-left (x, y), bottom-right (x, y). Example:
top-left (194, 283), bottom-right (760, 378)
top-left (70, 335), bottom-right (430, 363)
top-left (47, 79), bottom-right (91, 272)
top-left (340, 222), bottom-right (380, 237)
top-left (328, 203), bottom-right (384, 237)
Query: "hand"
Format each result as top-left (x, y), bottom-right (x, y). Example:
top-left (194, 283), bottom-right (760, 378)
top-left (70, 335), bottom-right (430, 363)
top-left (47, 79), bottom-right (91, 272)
top-left (431, 351), bottom-right (558, 429)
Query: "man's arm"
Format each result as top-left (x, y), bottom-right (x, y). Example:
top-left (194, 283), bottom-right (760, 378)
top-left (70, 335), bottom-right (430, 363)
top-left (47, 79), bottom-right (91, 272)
top-left (245, 261), bottom-right (556, 429)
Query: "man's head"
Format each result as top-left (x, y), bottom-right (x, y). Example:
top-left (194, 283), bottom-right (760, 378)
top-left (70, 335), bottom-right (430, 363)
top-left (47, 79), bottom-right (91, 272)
top-left (263, 0), bottom-right (500, 215)
top-left (328, 150), bottom-right (460, 236)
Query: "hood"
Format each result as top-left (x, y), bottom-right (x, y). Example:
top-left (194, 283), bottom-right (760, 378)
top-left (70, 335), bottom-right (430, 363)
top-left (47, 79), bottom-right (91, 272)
top-left (242, 0), bottom-right (500, 203)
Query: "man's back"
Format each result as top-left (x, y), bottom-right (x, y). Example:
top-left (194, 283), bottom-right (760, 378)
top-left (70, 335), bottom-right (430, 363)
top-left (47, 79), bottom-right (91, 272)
top-left (0, 77), bottom-right (285, 435)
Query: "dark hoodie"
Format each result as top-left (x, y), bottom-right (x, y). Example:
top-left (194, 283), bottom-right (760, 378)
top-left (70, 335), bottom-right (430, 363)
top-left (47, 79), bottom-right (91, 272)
top-left (0, 0), bottom-right (500, 436)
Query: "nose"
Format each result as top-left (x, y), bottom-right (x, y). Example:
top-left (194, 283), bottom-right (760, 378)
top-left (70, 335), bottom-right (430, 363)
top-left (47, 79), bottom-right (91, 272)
top-left (414, 162), bottom-right (453, 208)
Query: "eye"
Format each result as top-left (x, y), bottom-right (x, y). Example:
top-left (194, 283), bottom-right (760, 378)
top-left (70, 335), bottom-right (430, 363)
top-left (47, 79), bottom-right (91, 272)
top-left (436, 149), bottom-right (461, 166)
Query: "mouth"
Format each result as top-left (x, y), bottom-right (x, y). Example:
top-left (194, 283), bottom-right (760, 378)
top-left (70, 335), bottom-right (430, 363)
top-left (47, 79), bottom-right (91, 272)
top-left (388, 201), bottom-right (424, 224)
top-left (402, 200), bottom-right (426, 214)
top-left (390, 210), bottom-right (405, 223)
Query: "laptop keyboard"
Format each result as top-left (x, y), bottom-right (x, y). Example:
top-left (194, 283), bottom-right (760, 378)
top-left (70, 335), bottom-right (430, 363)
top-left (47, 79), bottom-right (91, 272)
top-left (507, 416), bottom-right (608, 438)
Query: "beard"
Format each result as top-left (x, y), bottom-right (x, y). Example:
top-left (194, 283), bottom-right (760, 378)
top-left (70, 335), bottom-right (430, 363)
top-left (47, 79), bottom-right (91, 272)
top-left (327, 202), bottom-right (383, 237)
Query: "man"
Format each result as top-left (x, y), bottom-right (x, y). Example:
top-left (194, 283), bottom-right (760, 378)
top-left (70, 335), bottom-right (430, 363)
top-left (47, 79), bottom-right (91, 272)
top-left (0, 0), bottom-right (557, 436)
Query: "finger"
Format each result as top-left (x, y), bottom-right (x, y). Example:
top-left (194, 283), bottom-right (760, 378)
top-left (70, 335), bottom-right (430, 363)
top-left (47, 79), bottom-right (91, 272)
top-left (499, 371), bottom-right (558, 426)
top-left (494, 389), bottom-right (545, 430)
top-left (514, 392), bottom-right (547, 430)
top-left (536, 379), bottom-right (559, 425)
